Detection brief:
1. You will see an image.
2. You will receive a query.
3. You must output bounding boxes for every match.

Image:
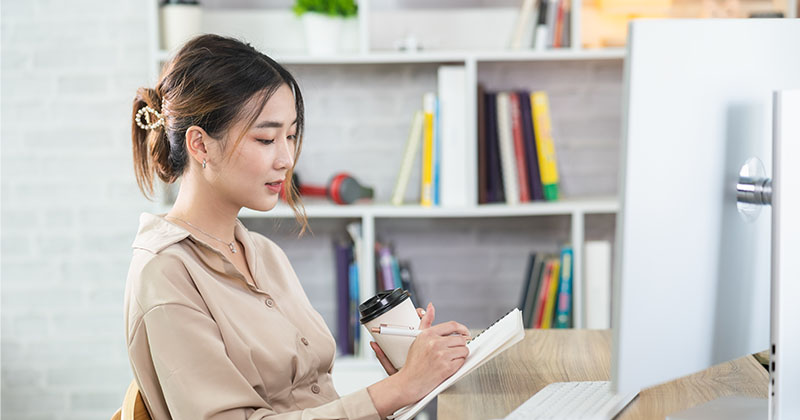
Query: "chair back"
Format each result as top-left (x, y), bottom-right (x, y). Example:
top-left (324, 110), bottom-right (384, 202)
top-left (110, 379), bottom-right (151, 420)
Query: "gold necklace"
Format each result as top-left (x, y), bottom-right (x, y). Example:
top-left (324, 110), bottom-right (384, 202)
top-left (166, 215), bottom-right (237, 254)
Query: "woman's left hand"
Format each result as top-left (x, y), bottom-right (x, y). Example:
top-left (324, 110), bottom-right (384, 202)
top-left (370, 306), bottom-right (427, 376)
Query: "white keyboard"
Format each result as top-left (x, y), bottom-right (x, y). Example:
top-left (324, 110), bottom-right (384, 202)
top-left (502, 381), bottom-right (639, 420)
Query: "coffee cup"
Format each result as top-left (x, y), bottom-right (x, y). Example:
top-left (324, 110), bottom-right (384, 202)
top-left (359, 288), bottom-right (419, 370)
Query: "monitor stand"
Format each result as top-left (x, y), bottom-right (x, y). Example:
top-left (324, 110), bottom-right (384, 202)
top-left (669, 89), bottom-right (800, 420)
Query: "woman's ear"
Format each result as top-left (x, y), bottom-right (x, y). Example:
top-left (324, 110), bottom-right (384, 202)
top-left (185, 126), bottom-right (209, 166)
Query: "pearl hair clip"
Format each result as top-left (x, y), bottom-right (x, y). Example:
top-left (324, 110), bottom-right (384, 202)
top-left (135, 105), bottom-right (165, 130)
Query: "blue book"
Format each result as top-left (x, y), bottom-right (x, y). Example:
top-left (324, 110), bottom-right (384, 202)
top-left (433, 96), bottom-right (441, 206)
top-left (554, 246), bottom-right (573, 328)
top-left (349, 261), bottom-right (360, 355)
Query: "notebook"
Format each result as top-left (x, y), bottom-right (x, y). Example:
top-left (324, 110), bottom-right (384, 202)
top-left (388, 308), bottom-right (525, 420)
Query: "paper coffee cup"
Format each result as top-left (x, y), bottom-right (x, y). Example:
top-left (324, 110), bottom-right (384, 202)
top-left (359, 288), bottom-right (419, 369)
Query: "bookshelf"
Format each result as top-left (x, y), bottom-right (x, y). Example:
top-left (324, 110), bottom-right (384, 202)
top-left (145, 0), bottom-right (795, 394)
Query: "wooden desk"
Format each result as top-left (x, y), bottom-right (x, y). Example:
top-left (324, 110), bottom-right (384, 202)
top-left (438, 330), bottom-right (768, 420)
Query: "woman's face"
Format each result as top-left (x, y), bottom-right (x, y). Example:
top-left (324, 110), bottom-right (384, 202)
top-left (215, 84), bottom-right (298, 212)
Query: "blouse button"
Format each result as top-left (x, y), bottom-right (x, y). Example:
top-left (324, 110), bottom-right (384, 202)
top-left (301, 337), bottom-right (309, 346)
top-left (265, 298), bottom-right (275, 308)
top-left (311, 384), bottom-right (321, 394)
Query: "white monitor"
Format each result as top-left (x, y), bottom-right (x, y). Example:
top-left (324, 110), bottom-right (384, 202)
top-left (612, 19), bottom-right (800, 418)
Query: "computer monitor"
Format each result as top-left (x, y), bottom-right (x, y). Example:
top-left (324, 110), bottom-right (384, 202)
top-left (612, 19), bottom-right (800, 418)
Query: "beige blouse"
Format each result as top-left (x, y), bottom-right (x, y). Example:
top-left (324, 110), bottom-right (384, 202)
top-left (124, 212), bottom-right (381, 420)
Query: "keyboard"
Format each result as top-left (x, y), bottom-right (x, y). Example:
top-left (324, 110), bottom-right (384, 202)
top-left (502, 381), bottom-right (639, 420)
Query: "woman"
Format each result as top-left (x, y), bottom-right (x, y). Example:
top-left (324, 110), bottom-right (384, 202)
top-left (125, 34), bottom-right (470, 420)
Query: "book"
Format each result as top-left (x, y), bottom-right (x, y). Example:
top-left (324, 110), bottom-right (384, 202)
top-left (533, 258), bottom-right (555, 328)
top-left (389, 309), bottom-right (525, 420)
top-left (509, 0), bottom-right (537, 50)
top-left (377, 243), bottom-right (395, 291)
top-left (530, 91), bottom-right (560, 201)
top-left (533, 0), bottom-right (549, 50)
top-left (438, 65), bottom-right (469, 208)
top-left (545, 0), bottom-right (559, 48)
top-left (540, 259), bottom-right (561, 329)
top-left (421, 93), bottom-right (436, 207)
top-left (391, 110), bottom-right (424, 206)
top-left (398, 260), bottom-right (421, 306)
top-left (334, 240), bottom-right (353, 355)
top-left (522, 254), bottom-right (546, 327)
top-left (496, 92), bottom-right (520, 205)
top-left (478, 84), bottom-right (488, 204)
top-left (433, 95), bottom-right (441, 206)
top-left (519, 91), bottom-right (545, 201)
top-left (485, 92), bottom-right (505, 203)
top-left (348, 260), bottom-right (360, 355)
top-left (554, 245), bottom-right (573, 328)
top-left (553, 0), bottom-right (565, 48)
top-left (509, 92), bottom-right (531, 202)
top-left (585, 240), bottom-right (612, 329)
top-left (518, 253), bottom-right (537, 317)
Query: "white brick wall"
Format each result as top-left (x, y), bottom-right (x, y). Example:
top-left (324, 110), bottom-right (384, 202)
top-left (1, 1), bottom-right (620, 418)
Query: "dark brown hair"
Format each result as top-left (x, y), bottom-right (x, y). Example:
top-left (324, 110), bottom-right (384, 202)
top-left (131, 34), bottom-right (308, 234)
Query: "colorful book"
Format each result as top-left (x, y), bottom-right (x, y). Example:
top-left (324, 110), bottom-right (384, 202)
top-left (509, 92), bottom-right (531, 202)
top-left (534, 259), bottom-right (555, 328)
top-left (554, 246), bottom-right (573, 328)
top-left (530, 91), bottom-right (560, 200)
top-left (522, 254), bottom-right (546, 328)
top-left (348, 261), bottom-right (360, 355)
top-left (391, 110), bottom-right (424, 206)
top-left (433, 95), bottom-right (441, 206)
top-left (496, 92), bottom-right (520, 205)
top-left (421, 93), bottom-right (436, 207)
top-left (540, 259), bottom-right (561, 329)
top-left (519, 91), bottom-right (544, 201)
top-left (334, 240), bottom-right (353, 355)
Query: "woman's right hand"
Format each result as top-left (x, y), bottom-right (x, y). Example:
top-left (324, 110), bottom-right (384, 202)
top-left (396, 303), bottom-right (471, 404)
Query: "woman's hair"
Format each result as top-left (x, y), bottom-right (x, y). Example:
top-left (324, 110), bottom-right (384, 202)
top-left (131, 34), bottom-right (308, 234)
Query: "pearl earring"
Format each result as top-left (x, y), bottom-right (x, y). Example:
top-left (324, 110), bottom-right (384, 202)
top-left (202, 159), bottom-right (207, 169)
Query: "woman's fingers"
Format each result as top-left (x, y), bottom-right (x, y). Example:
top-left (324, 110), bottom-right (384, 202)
top-left (418, 302), bottom-right (435, 329)
top-left (441, 334), bottom-right (469, 349)
top-left (370, 341), bottom-right (398, 375)
top-left (416, 307), bottom-right (426, 319)
top-left (428, 320), bottom-right (470, 338)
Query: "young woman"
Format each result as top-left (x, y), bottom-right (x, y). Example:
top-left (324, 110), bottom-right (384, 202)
top-left (125, 34), bottom-right (470, 420)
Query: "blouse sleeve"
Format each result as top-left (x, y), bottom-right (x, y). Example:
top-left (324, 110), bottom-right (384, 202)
top-left (129, 256), bottom-right (382, 420)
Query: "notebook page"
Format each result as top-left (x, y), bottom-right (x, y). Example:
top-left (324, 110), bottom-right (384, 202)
top-left (389, 308), bottom-right (525, 420)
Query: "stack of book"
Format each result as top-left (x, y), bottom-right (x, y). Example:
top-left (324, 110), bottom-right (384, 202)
top-left (519, 246), bottom-right (573, 329)
top-left (391, 66), bottom-right (473, 208)
top-left (375, 241), bottom-right (421, 302)
top-left (509, 0), bottom-right (572, 50)
top-left (479, 88), bottom-right (560, 205)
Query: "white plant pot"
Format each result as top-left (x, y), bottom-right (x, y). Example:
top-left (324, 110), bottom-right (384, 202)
top-left (160, 4), bottom-right (203, 51)
top-left (302, 12), bottom-right (344, 56)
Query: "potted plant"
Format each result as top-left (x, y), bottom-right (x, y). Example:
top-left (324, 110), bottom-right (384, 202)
top-left (293, 0), bottom-right (358, 56)
top-left (160, 0), bottom-right (203, 51)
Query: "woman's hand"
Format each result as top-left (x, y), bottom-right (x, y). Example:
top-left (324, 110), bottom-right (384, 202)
top-left (394, 303), bottom-right (470, 404)
top-left (370, 306), bottom-right (428, 376)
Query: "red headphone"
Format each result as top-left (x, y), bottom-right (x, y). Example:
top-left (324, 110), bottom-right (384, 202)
top-left (282, 172), bottom-right (374, 205)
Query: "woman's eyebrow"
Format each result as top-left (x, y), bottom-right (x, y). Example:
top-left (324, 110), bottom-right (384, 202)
top-left (254, 119), bottom-right (298, 129)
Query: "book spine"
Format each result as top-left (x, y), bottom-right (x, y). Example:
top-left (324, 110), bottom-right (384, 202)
top-left (509, 92), bottom-right (531, 202)
top-left (541, 260), bottom-right (561, 329)
top-left (478, 85), bottom-right (488, 204)
top-left (585, 241), bottom-right (612, 329)
top-left (421, 93), bottom-right (436, 207)
top-left (348, 261), bottom-right (359, 356)
top-left (378, 244), bottom-right (394, 291)
top-left (530, 91), bottom-right (560, 200)
top-left (438, 66), bottom-right (468, 208)
top-left (433, 96), bottom-right (441, 206)
top-left (510, 0), bottom-right (536, 50)
top-left (554, 246), bottom-right (573, 328)
top-left (520, 91), bottom-right (544, 201)
top-left (534, 260), bottom-right (553, 328)
top-left (496, 92), bottom-right (520, 205)
top-left (334, 241), bottom-right (351, 355)
top-left (391, 111), bottom-right (424, 206)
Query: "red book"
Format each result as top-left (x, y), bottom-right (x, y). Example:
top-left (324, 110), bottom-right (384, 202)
top-left (553, 0), bottom-right (565, 48)
top-left (509, 93), bottom-right (531, 202)
top-left (534, 260), bottom-right (554, 328)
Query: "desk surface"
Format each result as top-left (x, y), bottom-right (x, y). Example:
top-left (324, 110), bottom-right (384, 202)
top-left (438, 329), bottom-right (768, 420)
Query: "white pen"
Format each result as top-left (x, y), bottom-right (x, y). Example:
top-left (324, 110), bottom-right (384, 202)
top-left (370, 325), bottom-right (420, 337)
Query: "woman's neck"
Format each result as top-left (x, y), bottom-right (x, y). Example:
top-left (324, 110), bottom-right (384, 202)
top-left (166, 175), bottom-right (240, 244)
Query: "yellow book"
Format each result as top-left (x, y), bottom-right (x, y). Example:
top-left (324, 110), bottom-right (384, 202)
top-left (421, 93), bottom-right (435, 207)
top-left (530, 91), bottom-right (560, 200)
top-left (541, 260), bottom-right (561, 329)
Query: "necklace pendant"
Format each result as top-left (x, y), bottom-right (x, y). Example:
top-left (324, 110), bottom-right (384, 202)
top-left (229, 243), bottom-right (237, 253)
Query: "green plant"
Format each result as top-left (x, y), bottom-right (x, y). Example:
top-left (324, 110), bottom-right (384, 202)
top-left (293, 0), bottom-right (358, 18)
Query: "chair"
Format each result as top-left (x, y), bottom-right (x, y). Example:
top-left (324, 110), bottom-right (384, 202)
top-left (111, 379), bottom-right (151, 420)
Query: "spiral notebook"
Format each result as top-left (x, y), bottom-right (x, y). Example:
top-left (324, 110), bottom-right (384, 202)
top-left (388, 308), bottom-right (525, 420)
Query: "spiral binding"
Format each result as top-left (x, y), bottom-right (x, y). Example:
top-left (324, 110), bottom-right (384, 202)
top-left (467, 308), bottom-right (516, 345)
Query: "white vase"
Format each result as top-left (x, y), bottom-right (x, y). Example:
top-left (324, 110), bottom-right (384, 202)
top-left (302, 12), bottom-right (343, 56)
top-left (160, 4), bottom-right (203, 51)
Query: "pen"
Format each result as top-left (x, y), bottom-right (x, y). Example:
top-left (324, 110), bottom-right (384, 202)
top-left (370, 325), bottom-right (420, 337)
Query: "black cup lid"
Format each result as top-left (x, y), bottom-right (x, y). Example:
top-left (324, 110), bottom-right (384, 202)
top-left (359, 288), bottom-right (411, 324)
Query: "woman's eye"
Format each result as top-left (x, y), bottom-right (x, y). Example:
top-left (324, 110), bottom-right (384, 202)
top-left (288, 134), bottom-right (298, 142)
top-left (257, 139), bottom-right (274, 145)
